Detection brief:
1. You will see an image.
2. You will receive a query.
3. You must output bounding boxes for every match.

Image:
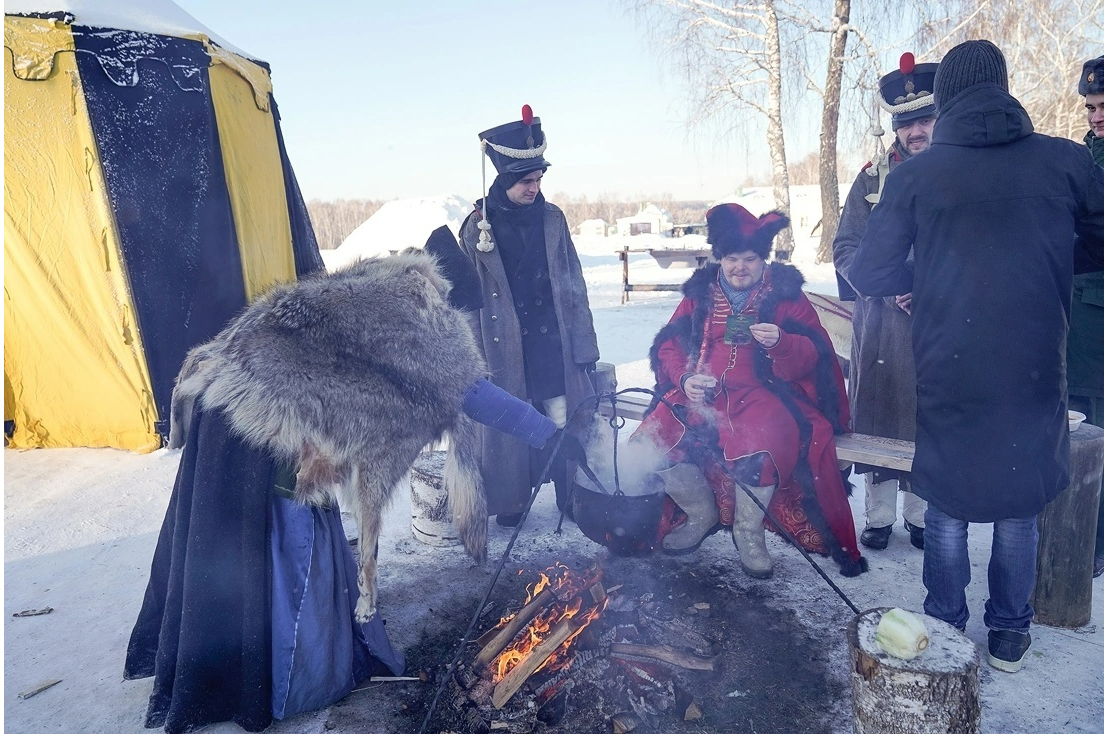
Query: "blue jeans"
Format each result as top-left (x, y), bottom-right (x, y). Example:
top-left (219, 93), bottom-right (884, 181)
top-left (922, 504), bottom-right (1038, 632)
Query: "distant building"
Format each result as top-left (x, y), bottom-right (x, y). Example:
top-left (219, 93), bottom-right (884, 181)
top-left (615, 203), bottom-right (673, 237)
top-left (576, 218), bottom-right (608, 237)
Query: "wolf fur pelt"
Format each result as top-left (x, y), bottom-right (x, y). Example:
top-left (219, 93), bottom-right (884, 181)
top-left (168, 251), bottom-right (489, 621)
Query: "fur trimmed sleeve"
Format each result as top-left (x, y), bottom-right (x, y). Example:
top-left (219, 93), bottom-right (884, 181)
top-left (648, 297), bottom-right (696, 392)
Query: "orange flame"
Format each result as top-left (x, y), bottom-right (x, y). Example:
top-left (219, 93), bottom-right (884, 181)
top-left (490, 565), bottom-right (608, 682)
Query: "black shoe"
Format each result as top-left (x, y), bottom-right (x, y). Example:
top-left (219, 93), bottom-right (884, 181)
top-left (495, 513), bottom-right (523, 528)
top-left (987, 629), bottom-right (1031, 673)
top-left (860, 525), bottom-right (892, 550)
top-left (903, 520), bottom-right (925, 550)
top-left (1094, 554), bottom-right (1104, 579)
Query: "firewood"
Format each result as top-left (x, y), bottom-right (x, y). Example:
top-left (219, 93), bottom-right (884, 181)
top-left (609, 642), bottom-right (714, 671)
top-left (18, 679), bottom-right (61, 699)
top-left (611, 712), bottom-right (640, 733)
top-left (12, 607), bottom-right (53, 617)
top-left (492, 615), bottom-right (583, 709)
top-left (637, 612), bottom-right (714, 656)
top-left (475, 587), bottom-right (557, 672)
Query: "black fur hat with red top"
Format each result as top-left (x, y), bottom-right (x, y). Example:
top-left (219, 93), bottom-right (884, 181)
top-left (879, 52), bottom-right (938, 130)
top-left (706, 203), bottom-right (789, 260)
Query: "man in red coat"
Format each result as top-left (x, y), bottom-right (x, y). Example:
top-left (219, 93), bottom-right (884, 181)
top-left (634, 203), bottom-right (867, 579)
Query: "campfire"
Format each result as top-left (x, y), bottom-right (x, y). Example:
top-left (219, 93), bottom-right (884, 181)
top-left (472, 563), bottom-right (608, 709)
top-left (448, 562), bottom-right (719, 732)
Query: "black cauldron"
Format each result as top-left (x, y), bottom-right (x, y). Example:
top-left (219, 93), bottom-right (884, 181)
top-left (571, 470), bottom-right (665, 556)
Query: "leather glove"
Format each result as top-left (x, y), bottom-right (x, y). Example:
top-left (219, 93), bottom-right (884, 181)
top-left (552, 429), bottom-right (588, 465)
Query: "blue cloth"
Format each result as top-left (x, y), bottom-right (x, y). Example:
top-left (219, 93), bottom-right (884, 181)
top-left (462, 377), bottom-right (556, 448)
top-left (922, 503), bottom-right (1038, 632)
top-left (270, 496), bottom-right (404, 720)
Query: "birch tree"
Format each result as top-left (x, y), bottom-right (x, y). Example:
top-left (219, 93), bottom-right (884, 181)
top-left (636, 0), bottom-right (797, 259)
top-left (911, 0), bottom-right (1103, 141)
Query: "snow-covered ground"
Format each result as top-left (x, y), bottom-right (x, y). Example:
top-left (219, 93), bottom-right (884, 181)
top-left (5, 232), bottom-right (1103, 733)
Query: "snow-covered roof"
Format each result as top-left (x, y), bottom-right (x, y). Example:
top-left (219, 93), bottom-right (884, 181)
top-left (5, 0), bottom-right (258, 60)
top-left (323, 194), bottom-right (474, 272)
top-left (617, 203), bottom-right (672, 225)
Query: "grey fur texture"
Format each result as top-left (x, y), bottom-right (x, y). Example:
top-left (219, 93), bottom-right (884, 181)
top-left (169, 252), bottom-right (489, 621)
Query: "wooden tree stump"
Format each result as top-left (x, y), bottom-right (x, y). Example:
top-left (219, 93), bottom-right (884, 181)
top-left (409, 450), bottom-right (461, 547)
top-left (849, 608), bottom-right (980, 734)
top-left (1031, 422), bottom-right (1104, 627)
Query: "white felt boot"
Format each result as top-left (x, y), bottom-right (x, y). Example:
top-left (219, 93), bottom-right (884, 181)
top-left (658, 463), bottom-right (719, 554)
top-left (732, 484), bottom-right (777, 578)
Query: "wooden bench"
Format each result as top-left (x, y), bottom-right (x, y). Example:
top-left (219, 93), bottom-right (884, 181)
top-left (596, 393), bottom-right (914, 472)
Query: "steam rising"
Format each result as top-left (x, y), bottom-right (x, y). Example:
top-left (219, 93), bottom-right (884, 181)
top-left (579, 414), bottom-right (668, 497)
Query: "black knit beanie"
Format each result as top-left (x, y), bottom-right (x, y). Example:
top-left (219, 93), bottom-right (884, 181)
top-left (933, 40), bottom-right (1008, 110)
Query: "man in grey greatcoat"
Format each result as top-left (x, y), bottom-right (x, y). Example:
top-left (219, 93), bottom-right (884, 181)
top-left (833, 53), bottom-right (938, 552)
top-left (458, 106), bottom-right (600, 527)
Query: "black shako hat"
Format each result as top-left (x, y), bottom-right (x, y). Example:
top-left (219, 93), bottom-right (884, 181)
top-left (474, 105), bottom-right (550, 252)
top-left (706, 204), bottom-right (789, 261)
top-left (423, 225), bottom-right (484, 312)
top-left (1079, 56), bottom-right (1104, 96)
top-left (878, 52), bottom-right (938, 130)
top-left (933, 40), bottom-right (1008, 111)
top-left (478, 104), bottom-right (551, 178)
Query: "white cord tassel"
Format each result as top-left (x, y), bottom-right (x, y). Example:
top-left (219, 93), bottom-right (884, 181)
top-left (477, 140), bottom-right (494, 252)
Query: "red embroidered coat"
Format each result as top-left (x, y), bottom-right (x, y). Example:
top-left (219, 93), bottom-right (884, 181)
top-left (634, 263), bottom-right (865, 574)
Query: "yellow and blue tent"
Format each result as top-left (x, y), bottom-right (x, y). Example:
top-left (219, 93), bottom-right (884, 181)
top-left (4, 1), bottom-right (324, 451)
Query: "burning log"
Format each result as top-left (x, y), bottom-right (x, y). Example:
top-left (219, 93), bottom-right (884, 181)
top-left (492, 614), bottom-right (588, 709)
top-left (609, 643), bottom-right (715, 671)
top-left (475, 587), bottom-right (558, 672)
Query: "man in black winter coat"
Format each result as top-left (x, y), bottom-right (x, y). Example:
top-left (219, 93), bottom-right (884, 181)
top-left (849, 40), bottom-right (1104, 674)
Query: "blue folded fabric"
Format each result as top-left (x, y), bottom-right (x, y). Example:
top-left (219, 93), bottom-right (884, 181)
top-left (462, 377), bottom-right (556, 448)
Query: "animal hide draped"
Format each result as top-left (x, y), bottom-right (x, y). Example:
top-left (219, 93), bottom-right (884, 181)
top-left (168, 252), bottom-right (489, 621)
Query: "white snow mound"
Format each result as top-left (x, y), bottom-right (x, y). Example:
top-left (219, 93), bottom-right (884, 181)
top-left (324, 194), bottom-right (473, 271)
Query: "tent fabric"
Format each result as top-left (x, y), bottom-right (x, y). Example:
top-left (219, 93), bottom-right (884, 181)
top-left (4, 13), bottom-right (323, 449)
top-left (4, 19), bottom-right (160, 451)
top-left (208, 49), bottom-right (299, 299)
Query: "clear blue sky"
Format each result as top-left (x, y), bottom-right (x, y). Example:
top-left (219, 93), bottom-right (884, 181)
top-left (176, 0), bottom-right (793, 202)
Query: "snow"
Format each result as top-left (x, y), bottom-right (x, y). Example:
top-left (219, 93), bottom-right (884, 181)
top-left (320, 194), bottom-right (474, 271)
top-left (5, 230), bottom-right (1103, 733)
top-left (5, 0), bottom-right (258, 60)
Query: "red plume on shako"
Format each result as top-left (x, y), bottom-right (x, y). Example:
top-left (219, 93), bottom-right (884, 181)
top-left (876, 51), bottom-right (938, 131)
top-left (521, 104), bottom-right (534, 126)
